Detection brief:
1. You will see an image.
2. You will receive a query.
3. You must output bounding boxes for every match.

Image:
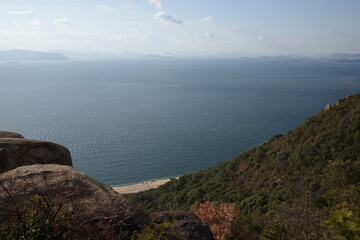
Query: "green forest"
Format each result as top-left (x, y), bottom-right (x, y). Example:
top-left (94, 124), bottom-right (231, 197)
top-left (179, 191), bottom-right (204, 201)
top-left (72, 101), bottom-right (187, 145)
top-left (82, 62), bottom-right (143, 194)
top-left (128, 93), bottom-right (360, 239)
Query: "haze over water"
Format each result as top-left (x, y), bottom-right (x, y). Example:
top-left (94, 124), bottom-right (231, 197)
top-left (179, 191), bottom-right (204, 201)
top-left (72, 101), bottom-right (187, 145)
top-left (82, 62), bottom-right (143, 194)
top-left (1, 59), bottom-right (359, 186)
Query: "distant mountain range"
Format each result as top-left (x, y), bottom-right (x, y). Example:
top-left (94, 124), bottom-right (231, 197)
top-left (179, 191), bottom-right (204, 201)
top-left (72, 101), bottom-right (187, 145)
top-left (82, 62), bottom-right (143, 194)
top-left (324, 52), bottom-right (360, 62)
top-left (0, 49), bottom-right (68, 61)
top-left (1, 49), bottom-right (359, 62)
top-left (328, 52), bottom-right (360, 58)
top-left (56, 50), bottom-right (172, 60)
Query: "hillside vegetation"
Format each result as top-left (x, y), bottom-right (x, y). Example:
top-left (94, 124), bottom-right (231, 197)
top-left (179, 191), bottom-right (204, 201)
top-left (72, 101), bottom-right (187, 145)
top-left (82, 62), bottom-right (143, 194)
top-left (129, 92), bottom-right (360, 239)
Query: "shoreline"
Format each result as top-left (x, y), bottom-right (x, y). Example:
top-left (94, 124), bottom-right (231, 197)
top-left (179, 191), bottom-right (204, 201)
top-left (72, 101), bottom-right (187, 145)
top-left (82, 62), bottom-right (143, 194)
top-left (113, 178), bottom-right (172, 194)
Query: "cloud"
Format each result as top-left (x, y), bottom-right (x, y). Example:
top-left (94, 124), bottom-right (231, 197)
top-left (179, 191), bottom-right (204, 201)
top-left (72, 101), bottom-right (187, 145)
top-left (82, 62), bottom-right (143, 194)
top-left (93, 5), bottom-right (119, 12)
top-left (30, 19), bottom-right (41, 28)
top-left (201, 16), bottom-right (213, 23)
top-left (205, 31), bottom-right (214, 38)
top-left (149, 0), bottom-right (162, 9)
top-left (54, 17), bottom-right (72, 25)
top-left (121, 3), bottom-right (137, 9)
top-left (257, 35), bottom-right (265, 41)
top-left (154, 12), bottom-right (182, 25)
top-left (142, 33), bottom-right (151, 39)
top-left (81, 4), bottom-right (135, 14)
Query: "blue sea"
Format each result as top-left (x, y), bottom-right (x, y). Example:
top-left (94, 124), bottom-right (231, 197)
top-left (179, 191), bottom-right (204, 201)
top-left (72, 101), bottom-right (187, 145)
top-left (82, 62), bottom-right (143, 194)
top-left (1, 58), bottom-right (359, 186)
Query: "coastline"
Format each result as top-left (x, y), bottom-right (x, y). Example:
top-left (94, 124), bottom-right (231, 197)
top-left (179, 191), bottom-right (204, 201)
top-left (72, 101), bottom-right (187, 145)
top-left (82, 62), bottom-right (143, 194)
top-left (113, 178), bottom-right (171, 194)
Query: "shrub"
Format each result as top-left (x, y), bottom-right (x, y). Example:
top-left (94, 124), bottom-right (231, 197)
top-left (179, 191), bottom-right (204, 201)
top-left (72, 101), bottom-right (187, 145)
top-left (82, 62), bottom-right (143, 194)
top-left (190, 201), bottom-right (247, 240)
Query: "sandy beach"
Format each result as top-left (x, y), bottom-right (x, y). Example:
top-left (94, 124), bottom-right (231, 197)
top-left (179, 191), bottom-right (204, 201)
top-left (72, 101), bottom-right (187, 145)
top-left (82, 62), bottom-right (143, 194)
top-left (113, 179), bottom-right (171, 194)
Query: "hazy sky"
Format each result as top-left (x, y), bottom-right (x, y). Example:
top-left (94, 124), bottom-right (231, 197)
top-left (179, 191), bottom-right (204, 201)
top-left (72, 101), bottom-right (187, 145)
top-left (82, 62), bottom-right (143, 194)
top-left (1, 0), bottom-right (359, 57)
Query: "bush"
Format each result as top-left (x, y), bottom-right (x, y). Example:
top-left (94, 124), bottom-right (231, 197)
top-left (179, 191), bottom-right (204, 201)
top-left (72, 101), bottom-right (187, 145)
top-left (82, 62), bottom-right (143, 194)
top-left (190, 201), bottom-right (247, 240)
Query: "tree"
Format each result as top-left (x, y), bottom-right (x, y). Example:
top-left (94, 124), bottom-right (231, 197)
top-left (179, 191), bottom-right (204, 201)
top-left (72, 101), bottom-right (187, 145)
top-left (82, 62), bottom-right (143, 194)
top-left (324, 203), bottom-right (360, 240)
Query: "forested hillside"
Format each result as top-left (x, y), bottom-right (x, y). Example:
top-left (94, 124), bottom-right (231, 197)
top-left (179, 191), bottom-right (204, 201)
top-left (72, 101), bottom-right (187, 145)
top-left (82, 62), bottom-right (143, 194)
top-left (129, 93), bottom-right (360, 239)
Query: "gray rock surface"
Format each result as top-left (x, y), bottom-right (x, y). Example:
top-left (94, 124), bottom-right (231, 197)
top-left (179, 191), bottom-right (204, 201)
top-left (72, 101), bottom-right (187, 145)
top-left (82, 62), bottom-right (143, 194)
top-left (0, 138), bottom-right (72, 173)
top-left (150, 210), bottom-right (215, 240)
top-left (0, 164), bottom-right (150, 239)
top-left (0, 131), bottom-right (24, 139)
top-left (0, 133), bottom-right (214, 239)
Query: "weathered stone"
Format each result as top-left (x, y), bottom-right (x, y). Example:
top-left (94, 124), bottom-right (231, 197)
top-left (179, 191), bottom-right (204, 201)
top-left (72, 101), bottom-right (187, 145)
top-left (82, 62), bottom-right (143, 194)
top-left (324, 103), bottom-right (332, 111)
top-left (0, 131), bottom-right (24, 139)
top-left (336, 98), bottom-right (346, 106)
top-left (0, 138), bottom-right (72, 173)
top-left (150, 211), bottom-right (215, 240)
top-left (0, 135), bottom-right (214, 239)
top-left (0, 164), bottom-right (150, 239)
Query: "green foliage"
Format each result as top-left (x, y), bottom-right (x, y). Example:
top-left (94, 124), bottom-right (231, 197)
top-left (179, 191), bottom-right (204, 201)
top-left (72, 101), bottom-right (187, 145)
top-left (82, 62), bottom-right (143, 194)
top-left (131, 222), bottom-right (173, 240)
top-left (127, 93), bottom-right (360, 238)
top-left (324, 203), bottom-right (360, 240)
top-left (260, 221), bottom-right (286, 240)
top-left (321, 159), bottom-right (360, 210)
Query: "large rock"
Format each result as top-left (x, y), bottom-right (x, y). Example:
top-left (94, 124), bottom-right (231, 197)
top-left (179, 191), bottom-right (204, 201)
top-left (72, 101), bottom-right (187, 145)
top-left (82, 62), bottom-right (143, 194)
top-left (0, 131), bottom-right (24, 139)
top-left (0, 164), bottom-right (150, 239)
top-left (0, 138), bottom-right (72, 173)
top-left (150, 211), bottom-right (215, 240)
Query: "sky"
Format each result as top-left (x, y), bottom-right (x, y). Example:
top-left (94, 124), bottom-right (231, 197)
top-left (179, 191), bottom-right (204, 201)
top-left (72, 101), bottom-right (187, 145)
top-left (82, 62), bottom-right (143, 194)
top-left (0, 0), bottom-right (360, 57)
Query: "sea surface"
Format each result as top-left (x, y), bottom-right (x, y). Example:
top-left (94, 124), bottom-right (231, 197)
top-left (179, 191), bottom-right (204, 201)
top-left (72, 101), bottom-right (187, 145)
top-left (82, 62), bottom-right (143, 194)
top-left (1, 59), bottom-right (359, 186)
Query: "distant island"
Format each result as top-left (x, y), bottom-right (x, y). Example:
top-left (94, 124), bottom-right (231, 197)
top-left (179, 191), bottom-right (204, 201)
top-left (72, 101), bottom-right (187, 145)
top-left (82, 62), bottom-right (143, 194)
top-left (1, 49), bottom-right (359, 62)
top-left (0, 49), bottom-right (68, 61)
top-left (326, 52), bottom-right (360, 62)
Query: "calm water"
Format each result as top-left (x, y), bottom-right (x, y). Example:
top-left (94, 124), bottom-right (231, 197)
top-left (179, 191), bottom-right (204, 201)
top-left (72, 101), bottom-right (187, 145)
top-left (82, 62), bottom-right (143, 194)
top-left (0, 59), bottom-right (359, 186)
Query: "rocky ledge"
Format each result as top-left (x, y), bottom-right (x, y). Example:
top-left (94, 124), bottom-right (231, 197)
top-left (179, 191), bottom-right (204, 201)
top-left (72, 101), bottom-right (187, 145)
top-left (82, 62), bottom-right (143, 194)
top-left (0, 131), bottom-right (214, 240)
top-left (0, 164), bottom-right (149, 239)
top-left (0, 131), bottom-right (24, 139)
top-left (0, 131), bottom-right (72, 174)
top-left (150, 211), bottom-right (215, 240)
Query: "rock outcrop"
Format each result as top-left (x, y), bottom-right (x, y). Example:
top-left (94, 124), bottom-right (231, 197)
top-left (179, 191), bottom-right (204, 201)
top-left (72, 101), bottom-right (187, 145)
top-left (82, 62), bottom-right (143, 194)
top-left (150, 211), bottom-right (215, 240)
top-left (0, 131), bottom-right (24, 139)
top-left (0, 138), bottom-right (72, 173)
top-left (0, 164), bottom-right (150, 239)
top-left (324, 94), bottom-right (353, 110)
top-left (0, 132), bottom-right (214, 239)
top-left (324, 103), bottom-right (332, 111)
